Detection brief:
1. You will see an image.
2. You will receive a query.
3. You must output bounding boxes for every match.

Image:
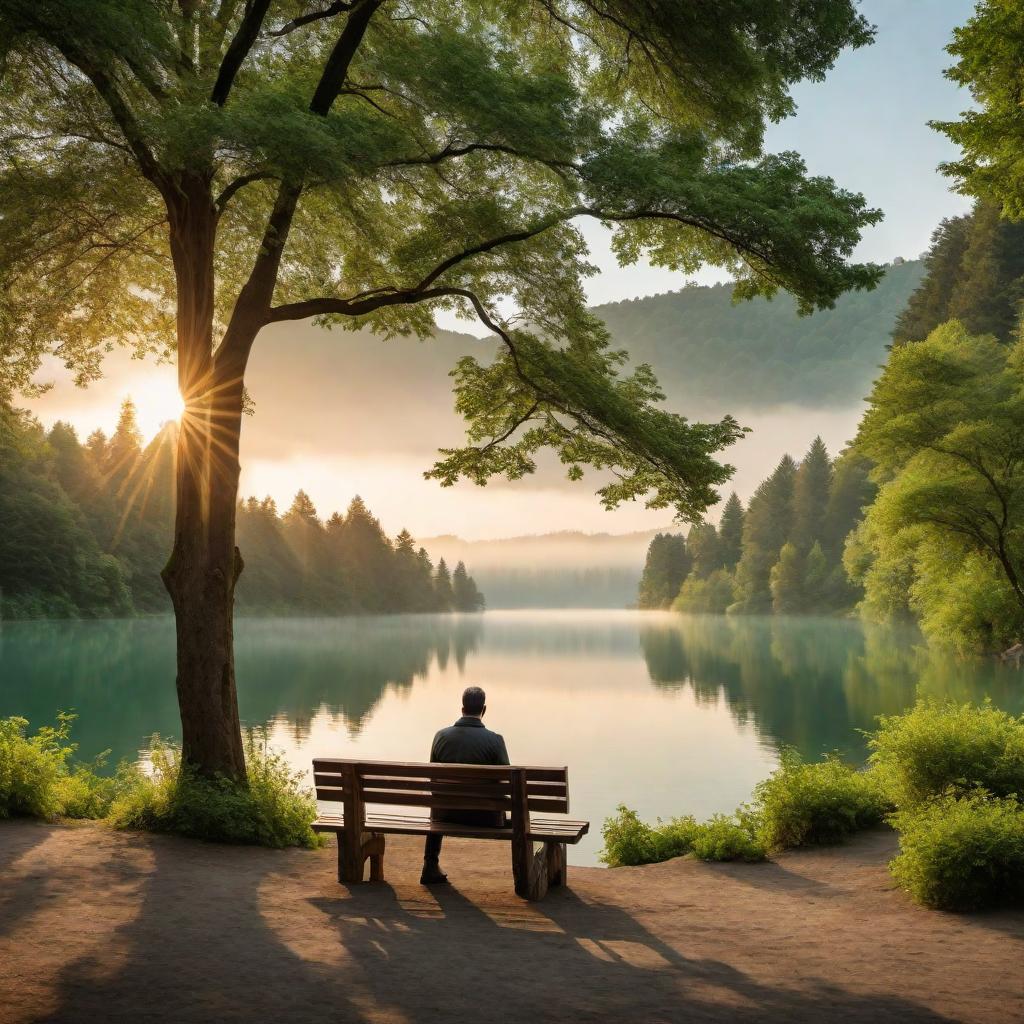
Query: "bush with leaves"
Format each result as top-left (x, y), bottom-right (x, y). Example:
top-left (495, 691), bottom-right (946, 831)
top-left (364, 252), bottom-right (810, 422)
top-left (107, 731), bottom-right (323, 850)
top-left (890, 791), bottom-right (1024, 911)
top-left (868, 700), bottom-right (1024, 810)
top-left (0, 713), bottom-right (110, 819)
top-left (753, 750), bottom-right (889, 851)
top-left (601, 806), bottom-right (765, 866)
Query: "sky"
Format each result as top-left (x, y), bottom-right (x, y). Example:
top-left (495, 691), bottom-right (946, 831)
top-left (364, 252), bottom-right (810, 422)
top-left (27, 1), bottom-right (978, 541)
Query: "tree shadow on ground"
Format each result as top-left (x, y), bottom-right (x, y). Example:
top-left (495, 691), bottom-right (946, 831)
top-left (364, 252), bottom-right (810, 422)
top-left (30, 835), bottom-right (960, 1024)
top-left (0, 822), bottom-right (72, 943)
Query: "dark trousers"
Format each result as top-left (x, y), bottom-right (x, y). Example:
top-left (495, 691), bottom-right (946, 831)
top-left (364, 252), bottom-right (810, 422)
top-left (423, 810), bottom-right (506, 862)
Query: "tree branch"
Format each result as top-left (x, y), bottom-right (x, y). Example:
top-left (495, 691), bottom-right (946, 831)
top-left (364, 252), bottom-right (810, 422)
top-left (310, 0), bottom-right (383, 116)
top-left (269, 1), bottom-right (355, 37)
top-left (214, 172), bottom-right (278, 214)
top-left (211, 0), bottom-right (273, 106)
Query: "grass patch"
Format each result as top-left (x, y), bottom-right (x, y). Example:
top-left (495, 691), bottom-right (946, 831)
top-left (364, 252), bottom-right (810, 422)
top-left (108, 733), bottom-right (323, 849)
top-left (0, 714), bottom-right (322, 850)
top-left (0, 714), bottom-right (111, 819)
top-left (601, 806), bottom-right (765, 867)
top-left (889, 791), bottom-right (1024, 911)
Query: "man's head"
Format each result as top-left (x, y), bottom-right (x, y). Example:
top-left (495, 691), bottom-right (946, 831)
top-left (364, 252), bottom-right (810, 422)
top-left (462, 686), bottom-right (486, 718)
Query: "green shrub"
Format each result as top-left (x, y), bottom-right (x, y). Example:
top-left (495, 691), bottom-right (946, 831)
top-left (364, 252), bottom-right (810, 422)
top-left (601, 806), bottom-right (765, 866)
top-left (689, 814), bottom-right (766, 862)
top-left (890, 791), bottom-right (1024, 911)
top-left (107, 731), bottom-right (323, 850)
top-left (0, 713), bottom-right (110, 819)
top-left (753, 750), bottom-right (889, 851)
top-left (869, 699), bottom-right (1024, 809)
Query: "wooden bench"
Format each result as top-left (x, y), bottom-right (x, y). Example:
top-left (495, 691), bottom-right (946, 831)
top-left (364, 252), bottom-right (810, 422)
top-left (311, 759), bottom-right (590, 901)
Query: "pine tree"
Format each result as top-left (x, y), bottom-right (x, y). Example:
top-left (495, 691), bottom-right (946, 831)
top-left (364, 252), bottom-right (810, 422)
top-left (822, 449), bottom-right (876, 563)
top-left (84, 429), bottom-right (109, 470)
top-left (770, 541), bottom-right (805, 614)
top-left (892, 202), bottom-right (1024, 347)
top-left (733, 456), bottom-right (797, 613)
top-left (434, 558), bottom-right (455, 611)
top-left (792, 436), bottom-right (832, 552)
top-left (687, 522), bottom-right (722, 578)
top-left (892, 214), bottom-right (972, 345)
top-left (803, 541), bottom-right (831, 610)
top-left (330, 496), bottom-right (395, 612)
top-left (105, 398), bottom-right (144, 493)
top-left (718, 492), bottom-right (745, 570)
top-left (637, 533), bottom-right (691, 609)
top-left (452, 561), bottom-right (485, 612)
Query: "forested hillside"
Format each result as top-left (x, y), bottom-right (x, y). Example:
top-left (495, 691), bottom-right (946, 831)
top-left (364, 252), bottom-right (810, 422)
top-left (642, 201), bottom-right (1024, 651)
top-left (0, 401), bottom-right (483, 619)
top-left (638, 439), bottom-right (873, 616)
top-left (235, 258), bottom-right (922, 471)
top-left (597, 259), bottom-right (923, 410)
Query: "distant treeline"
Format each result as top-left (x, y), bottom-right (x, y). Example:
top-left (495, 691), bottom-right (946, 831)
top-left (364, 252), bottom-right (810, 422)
top-left (642, 200), bottom-right (1024, 650)
top-left (0, 400), bottom-right (483, 619)
top-left (638, 438), bottom-right (872, 616)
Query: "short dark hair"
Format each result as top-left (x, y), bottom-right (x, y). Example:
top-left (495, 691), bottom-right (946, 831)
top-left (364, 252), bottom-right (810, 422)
top-left (462, 686), bottom-right (486, 715)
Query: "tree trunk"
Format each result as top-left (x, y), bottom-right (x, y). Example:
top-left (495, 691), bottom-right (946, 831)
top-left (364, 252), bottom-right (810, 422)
top-left (161, 174), bottom-right (248, 780)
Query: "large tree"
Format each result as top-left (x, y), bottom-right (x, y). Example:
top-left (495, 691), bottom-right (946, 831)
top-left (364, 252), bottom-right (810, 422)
top-left (0, 1), bottom-right (880, 777)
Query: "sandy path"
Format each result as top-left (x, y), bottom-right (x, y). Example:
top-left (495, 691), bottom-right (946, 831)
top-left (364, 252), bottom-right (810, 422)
top-left (0, 821), bottom-right (1021, 1024)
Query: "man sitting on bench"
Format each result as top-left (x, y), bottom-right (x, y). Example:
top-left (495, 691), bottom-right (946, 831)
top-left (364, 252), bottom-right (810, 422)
top-left (421, 686), bottom-right (510, 885)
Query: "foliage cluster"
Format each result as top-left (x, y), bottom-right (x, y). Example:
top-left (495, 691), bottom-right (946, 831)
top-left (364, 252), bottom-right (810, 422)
top-left (848, 320), bottom-right (1024, 651)
top-left (0, 714), bottom-right (322, 850)
top-left (869, 701), bottom-right (1024, 910)
top-left (641, 437), bottom-right (873, 617)
top-left (752, 751), bottom-right (888, 850)
top-left (0, 713), bottom-right (111, 819)
top-left (605, 701), bottom-right (1024, 911)
top-left (602, 750), bottom-right (880, 867)
top-left (0, 399), bottom-right (483, 619)
top-left (600, 806), bottom-right (765, 867)
top-left (107, 733), bottom-right (323, 850)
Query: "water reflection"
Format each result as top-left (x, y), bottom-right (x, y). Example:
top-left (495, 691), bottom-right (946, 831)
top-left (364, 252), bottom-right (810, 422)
top-left (3, 610), bottom-right (1024, 859)
top-left (639, 614), bottom-right (1024, 761)
top-left (0, 615), bottom-right (482, 764)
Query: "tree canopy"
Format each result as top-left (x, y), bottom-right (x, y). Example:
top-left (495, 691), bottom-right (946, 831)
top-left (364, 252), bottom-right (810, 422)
top-left (0, 0), bottom-right (882, 518)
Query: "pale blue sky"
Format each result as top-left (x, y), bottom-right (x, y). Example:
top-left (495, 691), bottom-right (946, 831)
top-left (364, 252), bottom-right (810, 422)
top-left (571, 0), bottom-right (978, 308)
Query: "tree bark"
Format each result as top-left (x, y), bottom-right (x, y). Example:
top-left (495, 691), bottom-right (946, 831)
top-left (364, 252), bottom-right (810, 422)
top-left (161, 173), bottom-right (248, 780)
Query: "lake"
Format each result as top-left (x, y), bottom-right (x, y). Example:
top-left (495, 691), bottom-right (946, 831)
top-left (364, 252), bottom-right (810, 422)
top-left (2, 610), bottom-right (1022, 865)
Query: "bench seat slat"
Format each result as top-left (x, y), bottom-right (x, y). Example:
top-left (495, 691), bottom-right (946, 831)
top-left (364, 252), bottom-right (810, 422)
top-left (312, 811), bottom-right (589, 844)
top-left (313, 759), bottom-right (567, 782)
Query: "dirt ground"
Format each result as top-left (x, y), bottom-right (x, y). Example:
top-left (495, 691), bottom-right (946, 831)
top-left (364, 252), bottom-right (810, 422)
top-left (1, 821), bottom-right (1022, 1024)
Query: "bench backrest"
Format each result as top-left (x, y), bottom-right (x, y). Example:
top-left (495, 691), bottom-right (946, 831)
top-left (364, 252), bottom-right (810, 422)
top-left (313, 759), bottom-right (570, 817)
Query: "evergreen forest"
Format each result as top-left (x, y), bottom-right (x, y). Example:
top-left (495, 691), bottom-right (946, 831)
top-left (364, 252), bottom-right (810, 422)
top-left (640, 201), bottom-right (1024, 653)
top-left (0, 401), bottom-right (483, 619)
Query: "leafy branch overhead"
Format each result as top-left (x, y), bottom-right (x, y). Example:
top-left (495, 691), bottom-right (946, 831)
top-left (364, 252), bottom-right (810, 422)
top-left (1, 0), bottom-right (881, 520)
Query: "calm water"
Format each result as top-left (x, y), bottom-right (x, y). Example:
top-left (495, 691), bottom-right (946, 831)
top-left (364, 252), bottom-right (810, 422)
top-left (2, 610), bottom-right (1022, 864)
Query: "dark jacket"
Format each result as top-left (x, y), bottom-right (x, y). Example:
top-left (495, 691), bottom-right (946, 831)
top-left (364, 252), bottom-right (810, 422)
top-left (429, 715), bottom-right (510, 827)
top-left (430, 716), bottom-right (510, 766)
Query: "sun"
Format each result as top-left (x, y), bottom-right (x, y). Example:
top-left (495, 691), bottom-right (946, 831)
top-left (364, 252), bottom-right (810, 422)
top-left (130, 372), bottom-right (186, 441)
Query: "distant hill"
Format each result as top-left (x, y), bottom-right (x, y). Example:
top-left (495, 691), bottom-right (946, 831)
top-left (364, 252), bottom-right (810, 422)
top-left (595, 258), bottom-right (924, 412)
top-left (244, 259), bottom-right (922, 467)
top-left (422, 528), bottom-right (674, 609)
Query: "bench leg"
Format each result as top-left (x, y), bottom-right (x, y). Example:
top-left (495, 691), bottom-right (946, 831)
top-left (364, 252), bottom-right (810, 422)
top-left (547, 842), bottom-right (567, 888)
top-left (367, 834), bottom-right (386, 883)
top-left (338, 832), bottom-right (385, 884)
